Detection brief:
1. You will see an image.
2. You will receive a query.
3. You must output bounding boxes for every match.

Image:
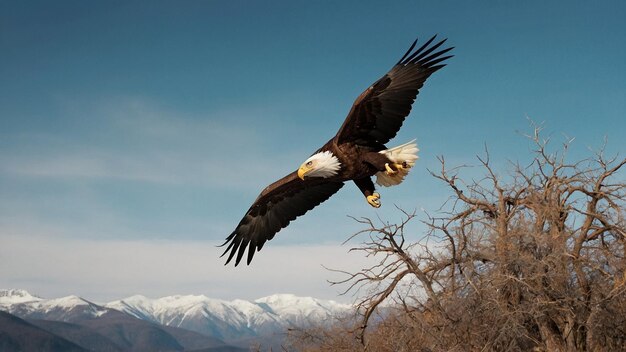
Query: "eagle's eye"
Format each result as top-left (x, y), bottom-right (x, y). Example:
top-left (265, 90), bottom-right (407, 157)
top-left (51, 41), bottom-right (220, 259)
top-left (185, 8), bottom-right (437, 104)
top-left (306, 161), bottom-right (313, 167)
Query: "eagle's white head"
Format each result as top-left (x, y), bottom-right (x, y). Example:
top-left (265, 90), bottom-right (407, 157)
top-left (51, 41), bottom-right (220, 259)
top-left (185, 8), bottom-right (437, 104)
top-left (297, 151), bottom-right (341, 180)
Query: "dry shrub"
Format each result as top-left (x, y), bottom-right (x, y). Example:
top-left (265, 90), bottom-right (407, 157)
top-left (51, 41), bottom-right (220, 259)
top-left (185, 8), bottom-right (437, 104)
top-left (287, 125), bottom-right (626, 352)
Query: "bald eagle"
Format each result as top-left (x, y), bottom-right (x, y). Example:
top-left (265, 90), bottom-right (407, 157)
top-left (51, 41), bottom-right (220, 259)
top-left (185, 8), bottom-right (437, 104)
top-left (222, 36), bottom-right (453, 266)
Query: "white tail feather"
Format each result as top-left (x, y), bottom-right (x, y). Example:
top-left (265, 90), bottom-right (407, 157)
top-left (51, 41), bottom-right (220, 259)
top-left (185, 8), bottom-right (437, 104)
top-left (375, 140), bottom-right (419, 187)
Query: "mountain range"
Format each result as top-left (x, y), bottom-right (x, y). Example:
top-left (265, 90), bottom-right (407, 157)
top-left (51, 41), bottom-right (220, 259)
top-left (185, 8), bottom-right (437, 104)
top-left (0, 289), bottom-right (352, 351)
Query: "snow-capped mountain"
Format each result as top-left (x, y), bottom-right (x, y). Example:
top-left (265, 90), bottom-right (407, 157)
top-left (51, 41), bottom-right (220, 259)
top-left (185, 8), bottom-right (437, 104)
top-left (0, 288), bottom-right (42, 304)
top-left (0, 289), bottom-right (234, 351)
top-left (0, 289), bottom-right (352, 345)
top-left (0, 290), bottom-right (110, 322)
top-left (106, 293), bottom-right (352, 341)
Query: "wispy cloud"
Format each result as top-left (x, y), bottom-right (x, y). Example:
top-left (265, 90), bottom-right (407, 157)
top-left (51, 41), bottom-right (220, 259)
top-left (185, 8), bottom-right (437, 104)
top-left (0, 234), bottom-right (374, 303)
top-left (1, 97), bottom-right (305, 190)
top-left (0, 148), bottom-right (292, 189)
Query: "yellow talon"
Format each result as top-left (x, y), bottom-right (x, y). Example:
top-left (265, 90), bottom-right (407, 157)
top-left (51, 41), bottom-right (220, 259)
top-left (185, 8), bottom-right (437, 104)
top-left (386, 162), bottom-right (412, 175)
top-left (366, 192), bottom-right (381, 208)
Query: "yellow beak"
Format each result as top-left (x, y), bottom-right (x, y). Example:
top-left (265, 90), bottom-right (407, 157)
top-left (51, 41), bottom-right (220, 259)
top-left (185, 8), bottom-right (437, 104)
top-left (297, 166), bottom-right (307, 180)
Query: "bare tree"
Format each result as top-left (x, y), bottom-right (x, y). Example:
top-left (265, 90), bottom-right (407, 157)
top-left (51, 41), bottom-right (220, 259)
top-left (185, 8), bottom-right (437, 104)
top-left (288, 125), bottom-right (626, 351)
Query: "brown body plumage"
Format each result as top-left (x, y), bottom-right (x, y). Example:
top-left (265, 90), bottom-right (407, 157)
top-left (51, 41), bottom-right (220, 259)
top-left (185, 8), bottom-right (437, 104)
top-left (221, 36), bottom-right (453, 266)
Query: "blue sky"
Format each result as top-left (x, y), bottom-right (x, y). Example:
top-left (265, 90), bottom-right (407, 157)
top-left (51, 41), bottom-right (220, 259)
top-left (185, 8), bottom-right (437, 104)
top-left (1, 1), bottom-right (625, 302)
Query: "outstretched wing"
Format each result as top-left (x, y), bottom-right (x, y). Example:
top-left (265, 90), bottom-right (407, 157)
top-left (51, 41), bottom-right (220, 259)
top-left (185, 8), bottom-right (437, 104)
top-left (335, 36), bottom-right (453, 147)
top-left (221, 171), bottom-right (344, 266)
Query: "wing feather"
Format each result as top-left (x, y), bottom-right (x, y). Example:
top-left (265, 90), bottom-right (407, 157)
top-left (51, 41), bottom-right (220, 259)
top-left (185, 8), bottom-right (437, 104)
top-left (335, 36), bottom-right (454, 146)
top-left (221, 171), bottom-right (344, 266)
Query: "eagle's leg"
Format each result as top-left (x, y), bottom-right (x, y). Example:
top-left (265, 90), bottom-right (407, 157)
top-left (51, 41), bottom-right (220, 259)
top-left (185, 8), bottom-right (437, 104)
top-left (354, 177), bottom-right (381, 208)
